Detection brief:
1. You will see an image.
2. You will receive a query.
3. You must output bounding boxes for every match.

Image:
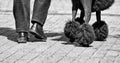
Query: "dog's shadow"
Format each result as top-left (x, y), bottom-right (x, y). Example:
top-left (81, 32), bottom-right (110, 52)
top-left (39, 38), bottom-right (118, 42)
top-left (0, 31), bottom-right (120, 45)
top-left (109, 34), bottom-right (120, 39)
top-left (46, 32), bottom-right (93, 47)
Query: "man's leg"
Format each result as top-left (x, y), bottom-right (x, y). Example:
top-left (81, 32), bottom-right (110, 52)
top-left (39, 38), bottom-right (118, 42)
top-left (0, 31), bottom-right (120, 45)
top-left (31, 0), bottom-right (51, 25)
top-left (13, 0), bottom-right (30, 43)
top-left (30, 0), bottom-right (51, 40)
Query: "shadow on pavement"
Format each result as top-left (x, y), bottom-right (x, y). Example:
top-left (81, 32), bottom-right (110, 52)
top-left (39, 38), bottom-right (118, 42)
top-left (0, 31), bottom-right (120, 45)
top-left (46, 32), bottom-right (68, 41)
top-left (109, 34), bottom-right (120, 38)
top-left (0, 27), bottom-right (69, 42)
top-left (0, 27), bottom-right (17, 42)
top-left (0, 27), bottom-right (106, 47)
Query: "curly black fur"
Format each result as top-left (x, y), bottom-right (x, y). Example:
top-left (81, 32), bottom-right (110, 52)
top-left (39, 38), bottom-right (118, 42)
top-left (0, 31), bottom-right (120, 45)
top-left (64, 19), bottom-right (95, 46)
top-left (72, 0), bottom-right (114, 12)
top-left (64, 20), bottom-right (80, 42)
top-left (92, 21), bottom-right (108, 41)
top-left (74, 24), bottom-right (96, 46)
top-left (92, 0), bottom-right (114, 11)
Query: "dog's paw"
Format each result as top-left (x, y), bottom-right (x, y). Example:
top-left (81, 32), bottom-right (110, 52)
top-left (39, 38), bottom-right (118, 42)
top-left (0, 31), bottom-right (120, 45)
top-left (92, 21), bottom-right (108, 41)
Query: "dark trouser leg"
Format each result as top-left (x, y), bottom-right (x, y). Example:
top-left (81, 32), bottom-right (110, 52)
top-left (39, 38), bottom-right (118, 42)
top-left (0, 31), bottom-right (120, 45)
top-left (31, 0), bottom-right (51, 26)
top-left (13, 0), bottom-right (30, 33)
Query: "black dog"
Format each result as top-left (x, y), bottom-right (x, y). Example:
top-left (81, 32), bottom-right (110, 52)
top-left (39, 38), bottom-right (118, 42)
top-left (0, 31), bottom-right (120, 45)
top-left (64, 0), bottom-right (114, 46)
top-left (64, 18), bottom-right (95, 46)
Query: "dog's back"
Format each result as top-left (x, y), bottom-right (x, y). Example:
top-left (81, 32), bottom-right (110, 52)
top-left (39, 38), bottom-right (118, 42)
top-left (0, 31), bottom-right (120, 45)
top-left (92, 0), bottom-right (114, 11)
top-left (71, 0), bottom-right (83, 10)
top-left (71, 0), bottom-right (114, 12)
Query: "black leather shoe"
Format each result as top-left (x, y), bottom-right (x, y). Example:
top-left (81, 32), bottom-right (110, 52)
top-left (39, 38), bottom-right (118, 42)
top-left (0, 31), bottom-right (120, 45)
top-left (17, 32), bottom-right (28, 43)
top-left (29, 23), bottom-right (47, 41)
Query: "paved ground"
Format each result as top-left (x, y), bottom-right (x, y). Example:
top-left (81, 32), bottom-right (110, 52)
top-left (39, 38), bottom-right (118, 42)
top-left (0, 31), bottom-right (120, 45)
top-left (0, 0), bottom-right (120, 63)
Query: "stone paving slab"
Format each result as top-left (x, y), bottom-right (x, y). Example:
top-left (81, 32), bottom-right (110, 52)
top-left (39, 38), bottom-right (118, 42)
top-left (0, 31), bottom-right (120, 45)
top-left (0, 0), bottom-right (120, 63)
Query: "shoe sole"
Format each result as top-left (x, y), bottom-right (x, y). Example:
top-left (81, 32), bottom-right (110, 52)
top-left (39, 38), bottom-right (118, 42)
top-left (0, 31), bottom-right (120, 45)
top-left (17, 37), bottom-right (27, 43)
top-left (29, 30), bottom-right (47, 42)
top-left (29, 29), bottom-right (44, 39)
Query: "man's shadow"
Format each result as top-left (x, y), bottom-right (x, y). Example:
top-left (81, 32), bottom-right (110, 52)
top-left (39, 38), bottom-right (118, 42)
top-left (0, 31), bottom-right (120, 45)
top-left (0, 27), bottom-right (18, 42)
top-left (45, 32), bottom-right (68, 41)
top-left (0, 27), bottom-right (68, 43)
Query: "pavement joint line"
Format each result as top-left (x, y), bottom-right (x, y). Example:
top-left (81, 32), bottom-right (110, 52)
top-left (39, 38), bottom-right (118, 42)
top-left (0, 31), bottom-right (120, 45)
top-left (28, 41), bottom-right (63, 63)
top-left (2, 43), bottom-right (37, 62)
top-left (1, 44), bottom-right (29, 62)
top-left (0, 41), bottom-right (17, 54)
top-left (113, 54), bottom-right (120, 63)
top-left (63, 47), bottom-right (87, 63)
top-left (0, 42), bottom-right (9, 50)
top-left (0, 42), bottom-right (17, 54)
top-left (72, 48), bottom-right (95, 63)
top-left (13, 43), bottom-right (45, 63)
top-left (83, 42), bottom-right (105, 63)
top-left (16, 41), bottom-right (57, 63)
top-left (55, 46), bottom-right (75, 63)
top-left (94, 38), bottom-right (118, 62)
top-left (71, 38), bottom-right (116, 63)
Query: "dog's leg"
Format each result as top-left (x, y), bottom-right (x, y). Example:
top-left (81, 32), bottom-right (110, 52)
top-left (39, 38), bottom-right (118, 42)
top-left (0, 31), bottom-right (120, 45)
top-left (96, 11), bottom-right (101, 22)
top-left (71, 0), bottom-right (78, 21)
top-left (94, 11), bottom-right (108, 41)
top-left (80, 10), bottom-right (85, 20)
top-left (80, 0), bottom-right (92, 23)
top-left (72, 9), bottom-right (78, 21)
